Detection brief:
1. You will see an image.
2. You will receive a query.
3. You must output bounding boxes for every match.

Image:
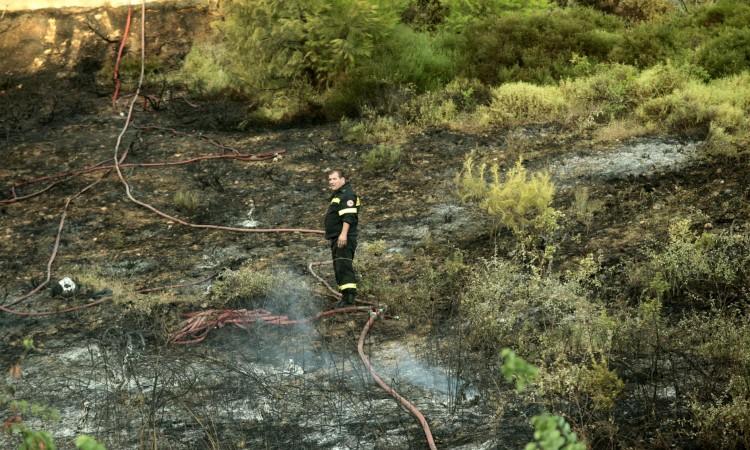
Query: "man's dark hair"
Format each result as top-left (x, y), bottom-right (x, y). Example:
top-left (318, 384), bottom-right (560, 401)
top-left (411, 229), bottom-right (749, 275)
top-left (328, 169), bottom-right (346, 179)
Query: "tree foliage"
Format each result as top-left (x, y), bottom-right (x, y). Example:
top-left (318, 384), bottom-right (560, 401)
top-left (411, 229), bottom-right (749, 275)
top-left (218, 0), bottom-right (400, 90)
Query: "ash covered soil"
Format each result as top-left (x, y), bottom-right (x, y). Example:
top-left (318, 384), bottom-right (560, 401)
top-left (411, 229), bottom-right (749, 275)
top-left (0, 90), bottom-right (532, 449)
top-left (3, 88), bottom-right (750, 449)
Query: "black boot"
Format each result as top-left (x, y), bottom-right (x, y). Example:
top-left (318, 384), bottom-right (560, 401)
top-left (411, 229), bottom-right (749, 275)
top-left (335, 291), bottom-right (356, 308)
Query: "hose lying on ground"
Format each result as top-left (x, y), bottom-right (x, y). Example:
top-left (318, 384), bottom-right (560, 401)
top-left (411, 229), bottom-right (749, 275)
top-left (358, 310), bottom-right (438, 450)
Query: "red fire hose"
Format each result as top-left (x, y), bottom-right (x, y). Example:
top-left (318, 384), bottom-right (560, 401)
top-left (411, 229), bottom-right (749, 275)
top-left (112, 5), bottom-right (133, 107)
top-left (358, 310), bottom-right (438, 450)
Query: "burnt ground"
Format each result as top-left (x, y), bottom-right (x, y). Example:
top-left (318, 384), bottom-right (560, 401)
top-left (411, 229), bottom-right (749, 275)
top-left (0, 85), bottom-right (531, 448)
top-left (2, 82), bottom-right (750, 448)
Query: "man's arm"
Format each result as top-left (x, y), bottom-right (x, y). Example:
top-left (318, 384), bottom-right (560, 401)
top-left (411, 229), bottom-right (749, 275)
top-left (337, 222), bottom-right (350, 248)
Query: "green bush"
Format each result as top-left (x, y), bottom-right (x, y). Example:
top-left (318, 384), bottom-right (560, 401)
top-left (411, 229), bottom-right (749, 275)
top-left (355, 241), bottom-right (468, 323)
top-left (182, 0), bottom-right (405, 120)
top-left (456, 156), bottom-right (559, 241)
top-left (460, 258), bottom-right (597, 356)
top-left (450, 7), bottom-right (623, 84)
top-left (691, 0), bottom-right (750, 29)
top-left (611, 0), bottom-right (750, 71)
top-left (219, 0), bottom-right (398, 90)
top-left (608, 23), bottom-right (673, 68)
top-left (181, 42), bottom-right (235, 95)
top-left (692, 375), bottom-right (750, 449)
top-left (478, 82), bottom-right (567, 125)
top-left (636, 219), bottom-right (750, 308)
top-left (578, 0), bottom-right (674, 21)
top-left (637, 72), bottom-right (750, 149)
top-left (500, 348), bottom-right (539, 392)
top-left (397, 77), bottom-right (490, 127)
top-left (632, 62), bottom-right (699, 98)
top-left (173, 190), bottom-right (202, 214)
top-left (362, 143), bottom-right (402, 173)
top-left (211, 265), bottom-right (318, 315)
top-left (694, 28), bottom-right (750, 79)
top-left (401, 0), bottom-right (447, 30)
top-left (366, 24), bottom-right (456, 92)
top-left (678, 312), bottom-right (750, 447)
top-left (525, 413), bottom-right (587, 450)
top-left (441, 0), bottom-right (553, 33)
top-left (562, 63), bottom-right (638, 123)
top-left (570, 186), bottom-right (604, 232)
top-left (340, 113), bottom-right (408, 144)
top-left (211, 266), bottom-right (277, 304)
top-left (499, 349), bottom-right (589, 450)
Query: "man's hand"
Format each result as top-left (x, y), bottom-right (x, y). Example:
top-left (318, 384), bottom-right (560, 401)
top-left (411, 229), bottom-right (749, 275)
top-left (337, 233), bottom-right (348, 248)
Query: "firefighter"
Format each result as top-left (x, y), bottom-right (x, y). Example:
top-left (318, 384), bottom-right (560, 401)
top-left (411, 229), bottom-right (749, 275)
top-left (324, 169), bottom-right (360, 307)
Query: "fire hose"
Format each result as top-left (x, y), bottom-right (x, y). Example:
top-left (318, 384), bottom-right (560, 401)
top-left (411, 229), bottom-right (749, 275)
top-left (169, 305), bottom-right (439, 448)
top-left (358, 310), bottom-right (438, 450)
top-left (0, 151), bottom-right (285, 206)
top-left (112, 5), bottom-right (132, 107)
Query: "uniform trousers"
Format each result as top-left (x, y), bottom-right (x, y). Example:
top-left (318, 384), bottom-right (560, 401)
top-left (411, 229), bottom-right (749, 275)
top-left (331, 238), bottom-right (357, 299)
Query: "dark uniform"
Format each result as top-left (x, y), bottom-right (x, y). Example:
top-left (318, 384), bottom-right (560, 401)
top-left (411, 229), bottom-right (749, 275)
top-left (324, 182), bottom-right (360, 305)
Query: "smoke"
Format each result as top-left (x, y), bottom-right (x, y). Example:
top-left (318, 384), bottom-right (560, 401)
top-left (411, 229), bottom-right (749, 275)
top-left (369, 342), bottom-right (479, 405)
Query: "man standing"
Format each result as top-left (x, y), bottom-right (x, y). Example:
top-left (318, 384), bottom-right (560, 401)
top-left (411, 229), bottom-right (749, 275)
top-left (324, 169), bottom-right (360, 307)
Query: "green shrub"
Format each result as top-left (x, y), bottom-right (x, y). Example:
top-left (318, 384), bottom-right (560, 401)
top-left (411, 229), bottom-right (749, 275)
top-left (578, 0), bottom-right (674, 21)
top-left (500, 348), bottom-right (539, 392)
top-left (441, 0), bottom-right (554, 33)
top-left (608, 20), bottom-right (679, 68)
top-left (570, 186), bottom-right (604, 232)
top-left (183, 0), bottom-right (408, 121)
top-left (401, 0), bottom-right (447, 30)
top-left (454, 153), bottom-right (489, 203)
top-left (211, 266), bottom-right (277, 304)
top-left (499, 349), bottom-right (588, 450)
top-left (181, 42), bottom-right (235, 95)
top-left (562, 63), bottom-right (638, 123)
top-left (450, 7), bottom-right (623, 84)
top-left (322, 24), bottom-right (456, 118)
top-left (637, 219), bottom-right (750, 308)
top-left (97, 55), bottom-right (168, 89)
top-left (577, 360), bottom-right (625, 412)
top-left (525, 414), bottom-right (587, 450)
top-left (75, 435), bottom-right (108, 450)
top-left (611, 0), bottom-right (750, 71)
top-left (692, 0), bottom-right (750, 29)
top-left (210, 265), bottom-right (317, 314)
top-left (692, 375), bottom-right (750, 449)
top-left (694, 28), bottom-right (750, 79)
top-left (355, 241), bottom-right (468, 323)
top-left (366, 24), bottom-right (456, 92)
top-left (478, 82), bottom-right (567, 126)
top-left (677, 311), bottom-right (750, 447)
top-left (340, 113), bottom-right (408, 144)
top-left (456, 156), bottom-right (559, 241)
top-left (460, 258), bottom-right (596, 356)
top-left (173, 190), bottom-right (202, 214)
top-left (632, 62), bottom-right (699, 98)
top-left (218, 0), bottom-right (398, 90)
top-left (637, 72), bottom-right (750, 149)
top-left (396, 78), bottom-right (489, 127)
top-left (362, 143), bottom-right (402, 174)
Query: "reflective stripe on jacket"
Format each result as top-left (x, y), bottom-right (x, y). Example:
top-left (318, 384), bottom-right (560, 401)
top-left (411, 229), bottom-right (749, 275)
top-left (325, 182), bottom-right (360, 239)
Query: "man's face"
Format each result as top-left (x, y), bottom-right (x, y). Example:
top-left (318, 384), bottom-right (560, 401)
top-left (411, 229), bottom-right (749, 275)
top-left (328, 172), bottom-right (345, 191)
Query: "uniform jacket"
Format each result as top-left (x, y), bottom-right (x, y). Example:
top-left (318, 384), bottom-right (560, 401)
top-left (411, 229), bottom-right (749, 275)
top-left (325, 182), bottom-right (360, 239)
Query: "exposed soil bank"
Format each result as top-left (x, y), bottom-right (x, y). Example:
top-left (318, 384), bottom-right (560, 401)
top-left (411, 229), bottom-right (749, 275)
top-left (2, 0), bottom-right (199, 12)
